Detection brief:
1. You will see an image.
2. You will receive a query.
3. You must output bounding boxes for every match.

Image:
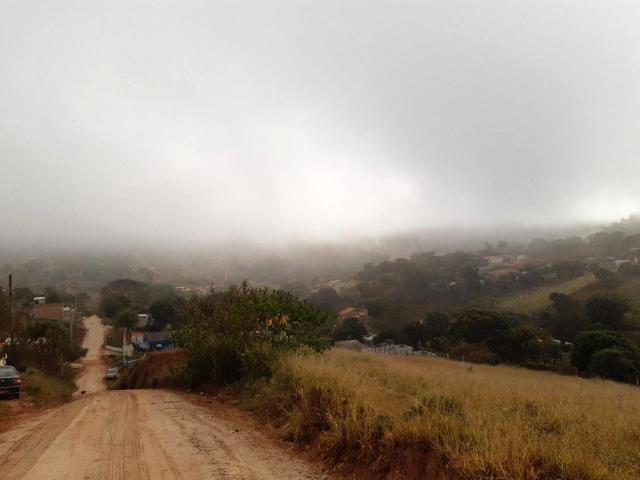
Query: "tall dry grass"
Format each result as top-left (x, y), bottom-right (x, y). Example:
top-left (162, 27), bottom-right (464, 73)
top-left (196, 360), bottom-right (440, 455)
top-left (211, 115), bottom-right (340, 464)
top-left (246, 349), bottom-right (640, 479)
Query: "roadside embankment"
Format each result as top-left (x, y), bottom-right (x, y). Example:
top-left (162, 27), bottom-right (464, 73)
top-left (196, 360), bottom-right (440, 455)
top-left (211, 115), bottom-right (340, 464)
top-left (243, 349), bottom-right (640, 479)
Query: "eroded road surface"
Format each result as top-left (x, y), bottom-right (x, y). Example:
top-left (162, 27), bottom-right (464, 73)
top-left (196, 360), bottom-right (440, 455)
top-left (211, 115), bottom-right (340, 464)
top-left (0, 317), bottom-right (323, 480)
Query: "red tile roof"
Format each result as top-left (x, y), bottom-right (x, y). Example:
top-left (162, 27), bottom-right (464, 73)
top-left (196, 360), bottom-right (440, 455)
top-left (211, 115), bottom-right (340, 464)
top-left (32, 303), bottom-right (65, 321)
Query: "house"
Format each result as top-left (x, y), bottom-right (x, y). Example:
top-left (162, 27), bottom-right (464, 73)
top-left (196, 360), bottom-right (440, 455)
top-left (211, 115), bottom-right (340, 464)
top-left (145, 331), bottom-right (176, 350)
top-left (585, 256), bottom-right (617, 271)
top-left (483, 256), bottom-right (505, 266)
top-left (33, 296), bottom-right (46, 305)
top-left (32, 303), bottom-right (65, 321)
top-left (130, 331), bottom-right (145, 347)
top-left (338, 306), bottom-right (369, 321)
top-left (338, 306), bottom-right (373, 331)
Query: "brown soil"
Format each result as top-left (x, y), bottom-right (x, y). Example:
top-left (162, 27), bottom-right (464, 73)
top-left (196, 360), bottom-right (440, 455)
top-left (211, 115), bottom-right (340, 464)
top-left (0, 318), bottom-right (327, 480)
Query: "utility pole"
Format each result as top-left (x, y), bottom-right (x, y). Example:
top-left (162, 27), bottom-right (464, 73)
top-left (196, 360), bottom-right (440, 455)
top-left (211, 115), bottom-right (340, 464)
top-left (8, 274), bottom-right (14, 361)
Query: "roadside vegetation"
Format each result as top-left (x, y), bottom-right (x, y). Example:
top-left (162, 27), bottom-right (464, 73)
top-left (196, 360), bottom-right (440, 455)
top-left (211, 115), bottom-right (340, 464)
top-left (20, 368), bottom-right (75, 406)
top-left (0, 287), bottom-right (86, 401)
top-left (245, 349), bottom-right (640, 479)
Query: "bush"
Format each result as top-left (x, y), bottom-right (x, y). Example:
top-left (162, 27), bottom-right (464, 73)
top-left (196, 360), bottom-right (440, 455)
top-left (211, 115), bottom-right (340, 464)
top-left (588, 348), bottom-right (639, 383)
top-left (21, 368), bottom-right (74, 406)
top-left (175, 282), bottom-right (330, 386)
top-left (571, 330), bottom-right (640, 377)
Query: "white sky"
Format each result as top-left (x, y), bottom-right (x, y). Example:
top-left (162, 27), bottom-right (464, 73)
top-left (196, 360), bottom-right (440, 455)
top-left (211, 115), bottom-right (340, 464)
top-left (1, 1), bottom-right (640, 249)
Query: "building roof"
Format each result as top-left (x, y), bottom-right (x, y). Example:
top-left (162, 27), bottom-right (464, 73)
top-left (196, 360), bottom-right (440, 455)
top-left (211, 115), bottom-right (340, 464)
top-left (32, 303), bottom-right (65, 321)
top-left (145, 331), bottom-right (175, 342)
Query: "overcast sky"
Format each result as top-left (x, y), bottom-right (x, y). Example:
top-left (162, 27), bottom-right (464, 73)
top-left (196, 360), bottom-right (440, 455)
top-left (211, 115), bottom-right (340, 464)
top-left (1, 1), bottom-right (640, 250)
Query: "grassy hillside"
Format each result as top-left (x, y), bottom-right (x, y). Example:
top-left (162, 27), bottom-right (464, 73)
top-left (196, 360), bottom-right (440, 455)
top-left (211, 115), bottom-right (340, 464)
top-left (572, 275), bottom-right (640, 309)
top-left (498, 273), bottom-right (596, 314)
top-left (247, 349), bottom-right (640, 479)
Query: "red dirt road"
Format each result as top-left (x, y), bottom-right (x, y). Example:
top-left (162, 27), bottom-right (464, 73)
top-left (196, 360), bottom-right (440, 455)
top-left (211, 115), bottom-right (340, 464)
top-left (0, 317), bottom-right (324, 480)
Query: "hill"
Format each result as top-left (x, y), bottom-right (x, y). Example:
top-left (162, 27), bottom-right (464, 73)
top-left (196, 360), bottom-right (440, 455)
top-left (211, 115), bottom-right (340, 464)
top-left (248, 349), bottom-right (640, 479)
top-left (498, 272), bottom-right (596, 314)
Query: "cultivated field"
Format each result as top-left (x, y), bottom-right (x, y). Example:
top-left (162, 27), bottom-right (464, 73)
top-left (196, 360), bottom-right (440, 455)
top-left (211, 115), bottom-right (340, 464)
top-left (250, 348), bottom-right (640, 479)
top-left (498, 273), bottom-right (596, 314)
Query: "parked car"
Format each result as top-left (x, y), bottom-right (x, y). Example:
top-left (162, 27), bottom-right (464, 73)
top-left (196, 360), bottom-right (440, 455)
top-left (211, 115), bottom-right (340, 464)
top-left (0, 365), bottom-right (21, 399)
top-left (105, 368), bottom-right (118, 380)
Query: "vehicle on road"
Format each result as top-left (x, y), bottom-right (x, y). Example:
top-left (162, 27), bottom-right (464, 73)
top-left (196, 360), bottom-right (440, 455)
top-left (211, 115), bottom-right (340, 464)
top-left (105, 368), bottom-right (118, 380)
top-left (0, 365), bottom-right (21, 399)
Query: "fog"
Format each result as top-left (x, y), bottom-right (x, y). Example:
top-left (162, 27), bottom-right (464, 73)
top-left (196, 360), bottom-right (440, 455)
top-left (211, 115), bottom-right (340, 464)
top-left (2, 1), bottom-right (640, 252)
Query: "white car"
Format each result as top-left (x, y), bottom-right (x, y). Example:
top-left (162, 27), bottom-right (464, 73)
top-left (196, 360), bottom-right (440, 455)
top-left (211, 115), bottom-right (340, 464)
top-left (105, 368), bottom-right (118, 380)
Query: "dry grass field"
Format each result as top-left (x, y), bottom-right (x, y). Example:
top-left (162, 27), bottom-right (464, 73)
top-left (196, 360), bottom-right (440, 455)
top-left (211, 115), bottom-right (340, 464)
top-left (248, 348), bottom-right (640, 479)
top-left (498, 273), bottom-right (596, 314)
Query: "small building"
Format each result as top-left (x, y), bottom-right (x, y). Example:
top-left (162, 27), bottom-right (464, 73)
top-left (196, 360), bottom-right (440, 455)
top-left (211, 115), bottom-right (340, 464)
top-left (130, 331), bottom-right (145, 346)
top-left (32, 303), bottom-right (65, 321)
top-left (338, 306), bottom-right (369, 321)
top-left (145, 331), bottom-right (176, 351)
top-left (33, 296), bottom-right (46, 305)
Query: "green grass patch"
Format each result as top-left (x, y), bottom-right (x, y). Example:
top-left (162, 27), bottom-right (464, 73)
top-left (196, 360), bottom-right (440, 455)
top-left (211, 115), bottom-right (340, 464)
top-left (21, 368), bottom-right (75, 406)
top-left (499, 273), bottom-right (596, 314)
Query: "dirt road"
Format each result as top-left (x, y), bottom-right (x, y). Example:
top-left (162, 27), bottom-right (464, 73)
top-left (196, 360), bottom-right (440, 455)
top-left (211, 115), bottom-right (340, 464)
top-left (0, 318), bottom-right (324, 480)
top-left (75, 315), bottom-right (108, 394)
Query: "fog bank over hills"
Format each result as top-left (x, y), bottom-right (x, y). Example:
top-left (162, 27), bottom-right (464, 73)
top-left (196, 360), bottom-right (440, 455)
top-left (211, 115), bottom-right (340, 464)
top-left (2, 2), bottom-right (640, 251)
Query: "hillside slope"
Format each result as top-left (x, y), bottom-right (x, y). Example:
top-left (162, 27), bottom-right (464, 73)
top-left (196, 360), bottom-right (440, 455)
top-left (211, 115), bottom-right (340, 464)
top-left (248, 349), bottom-right (640, 479)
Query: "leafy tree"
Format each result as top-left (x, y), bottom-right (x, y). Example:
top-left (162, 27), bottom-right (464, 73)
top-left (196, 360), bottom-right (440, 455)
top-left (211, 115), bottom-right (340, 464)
top-left (332, 317), bottom-right (367, 342)
top-left (115, 309), bottom-right (138, 331)
top-left (175, 282), bottom-right (330, 386)
top-left (588, 348), bottom-right (639, 382)
top-left (571, 330), bottom-right (636, 372)
top-left (450, 309), bottom-right (511, 345)
top-left (13, 287), bottom-right (34, 307)
top-left (404, 321), bottom-right (428, 348)
top-left (100, 294), bottom-right (131, 319)
top-left (149, 298), bottom-right (178, 329)
top-left (101, 279), bottom-right (150, 310)
top-left (44, 286), bottom-right (62, 303)
top-left (547, 292), bottom-right (586, 341)
top-left (424, 311), bottom-right (450, 338)
top-left (306, 287), bottom-right (342, 315)
top-left (585, 294), bottom-right (630, 330)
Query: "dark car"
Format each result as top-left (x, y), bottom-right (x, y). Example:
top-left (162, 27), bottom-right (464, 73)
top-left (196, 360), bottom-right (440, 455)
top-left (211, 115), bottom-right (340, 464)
top-left (0, 366), bottom-right (21, 399)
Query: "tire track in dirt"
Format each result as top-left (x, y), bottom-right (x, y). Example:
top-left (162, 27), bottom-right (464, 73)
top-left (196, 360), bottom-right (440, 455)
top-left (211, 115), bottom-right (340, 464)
top-left (0, 398), bottom-right (89, 480)
top-left (0, 316), bottom-right (326, 479)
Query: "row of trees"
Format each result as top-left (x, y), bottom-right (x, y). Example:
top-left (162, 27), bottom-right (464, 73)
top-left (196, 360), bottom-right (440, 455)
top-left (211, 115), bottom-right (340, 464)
top-left (99, 279), bottom-right (187, 332)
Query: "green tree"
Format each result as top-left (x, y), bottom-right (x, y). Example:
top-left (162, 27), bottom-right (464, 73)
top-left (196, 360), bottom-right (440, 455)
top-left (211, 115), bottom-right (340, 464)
top-left (571, 330), bottom-right (636, 372)
top-left (149, 298), bottom-right (178, 329)
top-left (585, 294), bottom-right (630, 330)
top-left (115, 309), bottom-right (138, 331)
top-left (175, 282), bottom-right (330, 386)
top-left (424, 311), bottom-right (450, 338)
top-left (548, 292), bottom-right (586, 341)
top-left (100, 294), bottom-right (131, 318)
top-left (332, 317), bottom-right (367, 342)
top-left (101, 279), bottom-right (150, 310)
top-left (306, 287), bottom-right (342, 315)
top-left (588, 348), bottom-right (639, 383)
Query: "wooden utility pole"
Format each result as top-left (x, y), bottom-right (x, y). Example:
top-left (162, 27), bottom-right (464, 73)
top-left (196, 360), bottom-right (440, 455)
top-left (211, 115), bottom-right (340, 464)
top-left (8, 274), bottom-right (14, 361)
